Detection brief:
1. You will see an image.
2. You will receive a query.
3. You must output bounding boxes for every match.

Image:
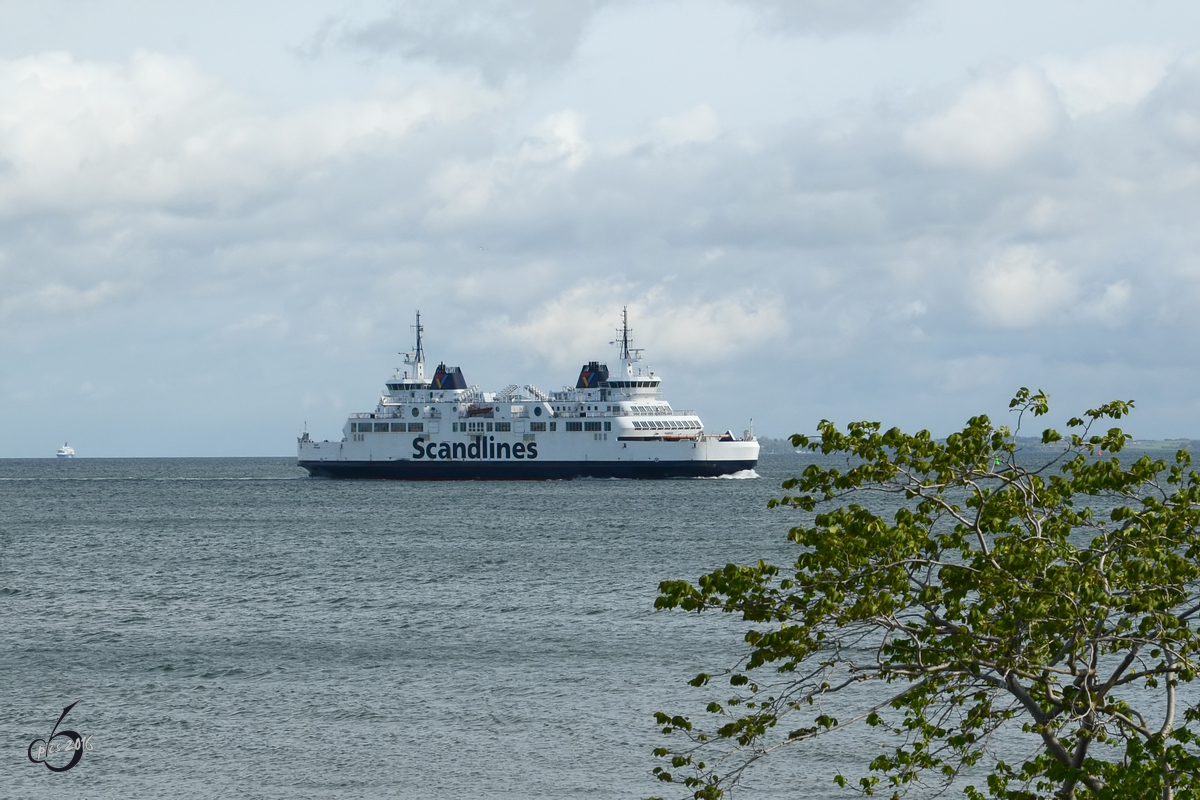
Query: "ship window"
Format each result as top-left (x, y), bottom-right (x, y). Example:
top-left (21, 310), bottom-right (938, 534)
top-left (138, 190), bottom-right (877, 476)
top-left (409, 423), bottom-right (424, 432)
top-left (411, 407), bottom-right (420, 418)
top-left (604, 421), bottom-right (611, 431)
top-left (584, 421), bottom-right (601, 431)
top-left (486, 422), bottom-right (493, 432)
top-left (566, 421), bottom-right (583, 432)
top-left (549, 422), bottom-right (557, 431)
top-left (495, 422), bottom-right (511, 432)
top-left (530, 422), bottom-right (546, 432)
top-left (391, 423), bottom-right (404, 432)
top-left (350, 423), bottom-right (358, 433)
top-left (534, 406), bottom-right (542, 416)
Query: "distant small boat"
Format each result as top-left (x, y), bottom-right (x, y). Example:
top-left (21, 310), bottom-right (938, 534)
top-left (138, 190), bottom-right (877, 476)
top-left (56, 442), bottom-right (75, 458)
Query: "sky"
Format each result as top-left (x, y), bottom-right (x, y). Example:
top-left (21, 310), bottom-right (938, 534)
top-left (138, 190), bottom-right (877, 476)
top-left (4, 0), bottom-right (1200, 456)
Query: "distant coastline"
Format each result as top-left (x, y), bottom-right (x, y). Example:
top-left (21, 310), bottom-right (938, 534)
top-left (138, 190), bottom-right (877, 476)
top-left (757, 436), bottom-right (1200, 456)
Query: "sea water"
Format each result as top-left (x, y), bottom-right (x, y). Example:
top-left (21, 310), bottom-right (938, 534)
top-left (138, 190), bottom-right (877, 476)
top-left (4, 455), bottom-right (861, 799)
top-left (5, 452), bottom-right (1182, 798)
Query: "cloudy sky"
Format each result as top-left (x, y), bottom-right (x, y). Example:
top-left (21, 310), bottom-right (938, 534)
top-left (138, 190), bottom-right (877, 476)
top-left (4, 0), bottom-right (1200, 456)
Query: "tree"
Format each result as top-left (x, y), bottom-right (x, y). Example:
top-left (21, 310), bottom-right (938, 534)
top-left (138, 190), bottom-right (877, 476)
top-left (652, 389), bottom-right (1200, 800)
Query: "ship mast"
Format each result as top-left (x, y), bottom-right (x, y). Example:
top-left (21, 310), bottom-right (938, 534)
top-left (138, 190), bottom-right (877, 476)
top-left (616, 306), bottom-right (642, 375)
top-left (403, 310), bottom-right (426, 382)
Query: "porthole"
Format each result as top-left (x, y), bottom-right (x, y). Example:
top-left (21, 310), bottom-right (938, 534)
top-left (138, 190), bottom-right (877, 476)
top-left (411, 407), bottom-right (420, 418)
top-left (534, 406), bottom-right (542, 416)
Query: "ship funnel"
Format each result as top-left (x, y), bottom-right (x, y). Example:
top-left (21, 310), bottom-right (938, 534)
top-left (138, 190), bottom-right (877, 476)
top-left (576, 361), bottom-right (609, 388)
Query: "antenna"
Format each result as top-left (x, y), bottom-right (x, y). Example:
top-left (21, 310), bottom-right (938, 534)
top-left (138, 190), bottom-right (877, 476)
top-left (413, 310), bottom-right (425, 365)
top-left (402, 310), bottom-right (427, 381)
top-left (616, 306), bottom-right (642, 362)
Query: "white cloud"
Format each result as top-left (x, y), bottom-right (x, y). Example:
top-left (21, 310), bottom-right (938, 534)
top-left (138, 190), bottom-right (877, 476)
top-left (905, 66), bottom-right (1063, 170)
top-left (224, 312), bottom-right (290, 340)
top-left (733, 0), bottom-right (926, 36)
top-left (13, 5), bottom-right (1200, 453)
top-left (0, 280), bottom-right (125, 321)
top-left (304, 0), bottom-right (613, 84)
top-left (426, 109), bottom-right (589, 225)
top-left (919, 354), bottom-right (1015, 396)
top-left (654, 104), bottom-right (720, 146)
top-left (0, 51), bottom-right (500, 216)
top-left (1042, 46), bottom-right (1172, 118)
top-left (1083, 280), bottom-right (1132, 325)
top-left (488, 283), bottom-right (787, 371)
top-left (969, 246), bottom-right (1076, 329)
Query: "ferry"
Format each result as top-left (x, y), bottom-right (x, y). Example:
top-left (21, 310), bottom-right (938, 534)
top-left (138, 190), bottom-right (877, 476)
top-left (297, 310), bottom-right (759, 480)
top-left (56, 442), bottom-right (75, 458)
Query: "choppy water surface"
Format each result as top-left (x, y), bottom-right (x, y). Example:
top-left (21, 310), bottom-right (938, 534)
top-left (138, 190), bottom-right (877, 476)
top-left (4, 455), bottom-right (852, 799)
top-left (6, 447), bottom-right (1193, 798)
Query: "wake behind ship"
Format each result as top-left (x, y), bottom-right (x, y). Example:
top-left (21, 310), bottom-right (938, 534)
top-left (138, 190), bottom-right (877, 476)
top-left (297, 310), bottom-right (758, 480)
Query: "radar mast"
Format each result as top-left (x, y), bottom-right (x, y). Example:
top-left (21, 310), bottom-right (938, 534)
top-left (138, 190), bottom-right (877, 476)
top-left (616, 306), bottom-right (643, 375)
top-left (402, 310), bottom-right (426, 382)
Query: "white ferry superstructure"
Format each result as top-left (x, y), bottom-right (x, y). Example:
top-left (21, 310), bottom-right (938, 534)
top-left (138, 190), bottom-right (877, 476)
top-left (297, 310), bottom-right (759, 480)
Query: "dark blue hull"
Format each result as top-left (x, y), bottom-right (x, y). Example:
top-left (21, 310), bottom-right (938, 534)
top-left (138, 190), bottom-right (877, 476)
top-left (297, 459), bottom-right (757, 480)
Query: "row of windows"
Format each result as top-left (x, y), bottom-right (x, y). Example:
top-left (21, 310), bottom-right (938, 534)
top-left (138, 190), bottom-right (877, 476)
top-left (630, 405), bottom-right (670, 415)
top-left (549, 403), bottom-right (670, 416)
top-left (632, 420), bottom-right (697, 431)
top-left (353, 419), bottom-right (631, 436)
top-left (453, 421), bottom-right (514, 433)
top-left (352, 422), bottom-right (424, 433)
top-left (607, 380), bottom-right (659, 388)
top-left (565, 421), bottom-right (612, 432)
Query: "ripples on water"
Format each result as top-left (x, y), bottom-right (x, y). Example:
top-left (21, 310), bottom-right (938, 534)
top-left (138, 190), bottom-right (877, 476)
top-left (7, 451), bottom-right (1180, 798)
top-left (3, 455), bottom-right (855, 799)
